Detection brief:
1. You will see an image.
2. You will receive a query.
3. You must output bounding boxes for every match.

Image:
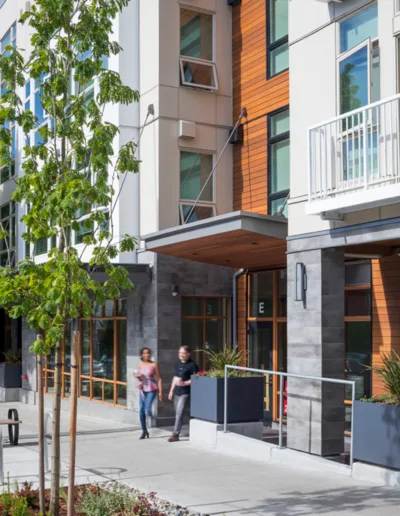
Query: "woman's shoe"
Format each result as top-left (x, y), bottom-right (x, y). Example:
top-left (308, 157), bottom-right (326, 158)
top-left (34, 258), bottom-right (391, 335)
top-left (139, 431), bottom-right (149, 440)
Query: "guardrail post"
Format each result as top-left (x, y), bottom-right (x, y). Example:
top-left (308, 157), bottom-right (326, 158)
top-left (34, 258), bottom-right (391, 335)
top-left (224, 366), bottom-right (228, 433)
top-left (350, 381), bottom-right (355, 468)
top-left (0, 427), bottom-right (3, 485)
top-left (279, 374), bottom-right (284, 449)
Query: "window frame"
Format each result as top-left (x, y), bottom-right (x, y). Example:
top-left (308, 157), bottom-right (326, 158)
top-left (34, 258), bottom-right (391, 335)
top-left (179, 7), bottom-right (218, 92)
top-left (0, 201), bottom-right (16, 267)
top-left (181, 296), bottom-right (230, 370)
top-left (179, 56), bottom-right (219, 92)
top-left (43, 299), bottom-right (128, 407)
top-left (179, 150), bottom-right (216, 224)
top-left (267, 105), bottom-right (290, 216)
top-left (266, 0), bottom-right (289, 79)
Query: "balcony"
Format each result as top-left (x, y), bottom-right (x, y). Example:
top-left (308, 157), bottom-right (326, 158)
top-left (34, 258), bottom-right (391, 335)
top-left (307, 95), bottom-right (400, 218)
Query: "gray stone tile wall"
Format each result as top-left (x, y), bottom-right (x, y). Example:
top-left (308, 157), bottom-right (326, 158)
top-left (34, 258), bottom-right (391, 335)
top-left (287, 247), bottom-right (345, 456)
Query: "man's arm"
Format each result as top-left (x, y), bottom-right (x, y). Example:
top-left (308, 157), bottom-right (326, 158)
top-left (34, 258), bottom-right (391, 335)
top-left (168, 376), bottom-right (177, 400)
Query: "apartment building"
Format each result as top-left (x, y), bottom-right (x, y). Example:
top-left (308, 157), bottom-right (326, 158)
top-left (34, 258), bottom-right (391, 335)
top-left (0, 0), bottom-right (234, 424)
top-left (145, 0), bottom-right (400, 457)
top-left (2, 0), bottom-right (399, 452)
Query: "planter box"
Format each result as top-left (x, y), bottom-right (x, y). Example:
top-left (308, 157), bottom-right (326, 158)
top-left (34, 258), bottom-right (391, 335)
top-left (190, 376), bottom-right (264, 424)
top-left (354, 400), bottom-right (400, 470)
top-left (0, 364), bottom-right (22, 389)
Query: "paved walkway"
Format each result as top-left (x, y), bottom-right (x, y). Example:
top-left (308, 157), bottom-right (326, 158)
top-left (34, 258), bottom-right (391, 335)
top-left (1, 403), bottom-right (400, 515)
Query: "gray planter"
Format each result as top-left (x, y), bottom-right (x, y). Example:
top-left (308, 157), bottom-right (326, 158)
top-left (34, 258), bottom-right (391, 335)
top-left (190, 375), bottom-right (264, 424)
top-left (354, 400), bottom-right (400, 470)
top-left (0, 364), bottom-right (22, 388)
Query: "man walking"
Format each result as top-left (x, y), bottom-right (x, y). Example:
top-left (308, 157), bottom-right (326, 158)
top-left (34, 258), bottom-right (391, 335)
top-left (168, 345), bottom-right (198, 442)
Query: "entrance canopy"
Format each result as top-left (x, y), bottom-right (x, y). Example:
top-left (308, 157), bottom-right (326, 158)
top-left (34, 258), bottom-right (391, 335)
top-left (142, 211), bottom-right (288, 269)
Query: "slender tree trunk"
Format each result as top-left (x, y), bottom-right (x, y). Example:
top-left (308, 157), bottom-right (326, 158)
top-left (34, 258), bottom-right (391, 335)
top-left (37, 351), bottom-right (45, 513)
top-left (50, 343), bottom-right (63, 515)
top-left (67, 331), bottom-right (79, 516)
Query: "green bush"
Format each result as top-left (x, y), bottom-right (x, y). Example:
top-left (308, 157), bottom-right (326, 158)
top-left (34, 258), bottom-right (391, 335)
top-left (370, 351), bottom-right (400, 405)
top-left (78, 484), bottom-right (137, 516)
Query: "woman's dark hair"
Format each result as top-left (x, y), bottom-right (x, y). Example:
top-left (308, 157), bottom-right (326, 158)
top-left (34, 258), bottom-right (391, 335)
top-left (140, 347), bottom-right (153, 362)
top-left (180, 345), bottom-right (191, 354)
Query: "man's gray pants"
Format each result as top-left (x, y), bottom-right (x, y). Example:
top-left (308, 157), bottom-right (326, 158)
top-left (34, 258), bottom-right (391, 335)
top-left (173, 394), bottom-right (190, 436)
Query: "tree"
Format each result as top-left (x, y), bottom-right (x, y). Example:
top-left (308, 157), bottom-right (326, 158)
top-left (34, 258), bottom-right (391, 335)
top-left (0, 1), bottom-right (139, 513)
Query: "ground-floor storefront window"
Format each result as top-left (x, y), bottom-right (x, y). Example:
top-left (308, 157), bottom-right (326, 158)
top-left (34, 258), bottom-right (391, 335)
top-left (181, 297), bottom-right (229, 370)
top-left (43, 299), bottom-right (127, 407)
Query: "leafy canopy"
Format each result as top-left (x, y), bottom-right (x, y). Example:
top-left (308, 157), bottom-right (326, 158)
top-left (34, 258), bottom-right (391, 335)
top-left (0, 0), bottom-right (139, 354)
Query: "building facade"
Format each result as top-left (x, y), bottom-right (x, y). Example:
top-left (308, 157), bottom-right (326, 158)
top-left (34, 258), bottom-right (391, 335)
top-left (0, 0), bottom-right (234, 424)
top-left (1, 0), bottom-right (400, 450)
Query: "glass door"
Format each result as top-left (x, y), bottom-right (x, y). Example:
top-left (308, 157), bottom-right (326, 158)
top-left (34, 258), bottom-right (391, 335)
top-left (249, 321), bottom-right (273, 423)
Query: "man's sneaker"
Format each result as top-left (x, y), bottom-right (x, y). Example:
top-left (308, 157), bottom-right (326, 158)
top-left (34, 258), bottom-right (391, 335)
top-left (168, 434), bottom-right (179, 442)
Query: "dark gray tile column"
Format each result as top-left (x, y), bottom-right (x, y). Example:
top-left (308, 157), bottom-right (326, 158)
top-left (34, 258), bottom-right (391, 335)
top-left (287, 247), bottom-right (345, 456)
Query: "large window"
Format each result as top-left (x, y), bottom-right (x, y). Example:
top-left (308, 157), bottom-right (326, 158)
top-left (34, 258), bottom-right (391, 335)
top-left (0, 23), bottom-right (16, 95)
top-left (0, 24), bottom-right (17, 184)
top-left (43, 299), bottom-right (127, 406)
top-left (182, 298), bottom-right (229, 370)
top-left (338, 4), bottom-right (379, 114)
top-left (179, 8), bottom-right (218, 91)
top-left (179, 151), bottom-right (215, 224)
top-left (0, 201), bottom-right (16, 267)
top-left (268, 108), bottom-right (290, 216)
top-left (267, 0), bottom-right (289, 78)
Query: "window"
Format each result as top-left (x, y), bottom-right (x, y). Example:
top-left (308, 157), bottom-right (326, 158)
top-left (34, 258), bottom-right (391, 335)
top-left (179, 8), bottom-right (218, 91)
top-left (344, 261), bottom-right (372, 432)
top-left (267, 0), bottom-right (289, 78)
top-left (43, 299), bottom-right (127, 406)
top-left (182, 297), bottom-right (229, 370)
top-left (0, 201), bottom-right (16, 267)
top-left (268, 108), bottom-right (290, 216)
top-left (0, 120), bottom-right (16, 184)
top-left (75, 219), bottom-right (94, 245)
top-left (179, 151), bottom-right (215, 224)
top-left (0, 23), bottom-right (16, 96)
top-left (338, 4), bottom-right (379, 114)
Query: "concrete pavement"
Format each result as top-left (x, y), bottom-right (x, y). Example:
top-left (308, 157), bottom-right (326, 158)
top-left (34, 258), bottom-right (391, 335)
top-left (0, 402), bottom-right (399, 515)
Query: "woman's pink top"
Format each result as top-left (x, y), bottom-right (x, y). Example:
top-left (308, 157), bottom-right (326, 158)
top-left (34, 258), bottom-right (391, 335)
top-left (139, 364), bottom-right (158, 392)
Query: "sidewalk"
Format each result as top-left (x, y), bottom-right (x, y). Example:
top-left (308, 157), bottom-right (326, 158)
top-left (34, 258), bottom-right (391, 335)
top-left (1, 403), bottom-right (400, 515)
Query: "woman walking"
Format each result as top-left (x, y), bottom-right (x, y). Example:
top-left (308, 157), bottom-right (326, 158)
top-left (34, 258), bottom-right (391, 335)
top-left (135, 347), bottom-right (162, 439)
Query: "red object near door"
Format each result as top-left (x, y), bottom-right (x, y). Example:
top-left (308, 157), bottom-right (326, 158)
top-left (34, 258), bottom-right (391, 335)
top-left (283, 380), bottom-right (288, 415)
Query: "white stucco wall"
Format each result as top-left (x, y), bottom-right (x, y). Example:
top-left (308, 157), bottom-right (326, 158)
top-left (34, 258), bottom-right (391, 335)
top-left (289, 0), bottom-right (400, 238)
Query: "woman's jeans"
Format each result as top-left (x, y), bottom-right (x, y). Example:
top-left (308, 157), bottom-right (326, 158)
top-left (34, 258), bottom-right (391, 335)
top-left (139, 390), bottom-right (157, 431)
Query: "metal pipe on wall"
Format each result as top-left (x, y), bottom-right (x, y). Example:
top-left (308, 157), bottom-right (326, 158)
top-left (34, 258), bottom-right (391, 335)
top-left (232, 268), bottom-right (246, 348)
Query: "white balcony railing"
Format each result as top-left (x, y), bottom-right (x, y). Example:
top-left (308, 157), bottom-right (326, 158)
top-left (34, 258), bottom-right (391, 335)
top-left (307, 94), bottom-right (400, 216)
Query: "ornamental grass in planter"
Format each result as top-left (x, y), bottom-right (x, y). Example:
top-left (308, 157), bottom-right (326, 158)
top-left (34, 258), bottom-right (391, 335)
top-left (354, 351), bottom-right (400, 470)
top-left (191, 348), bottom-right (264, 424)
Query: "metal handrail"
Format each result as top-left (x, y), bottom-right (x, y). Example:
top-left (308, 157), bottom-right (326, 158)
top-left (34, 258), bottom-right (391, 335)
top-left (224, 365), bottom-right (356, 468)
top-left (44, 411), bottom-right (53, 473)
top-left (308, 93), bottom-right (400, 131)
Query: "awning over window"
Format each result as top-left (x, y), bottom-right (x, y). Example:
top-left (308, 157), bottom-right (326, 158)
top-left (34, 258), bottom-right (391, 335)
top-left (142, 211), bottom-right (288, 269)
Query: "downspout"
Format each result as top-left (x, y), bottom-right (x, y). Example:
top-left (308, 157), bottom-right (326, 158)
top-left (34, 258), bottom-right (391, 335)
top-left (232, 268), bottom-right (246, 348)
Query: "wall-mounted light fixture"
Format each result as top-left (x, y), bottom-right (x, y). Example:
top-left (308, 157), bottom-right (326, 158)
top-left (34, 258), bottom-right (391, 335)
top-left (294, 262), bottom-right (307, 302)
top-left (171, 285), bottom-right (179, 297)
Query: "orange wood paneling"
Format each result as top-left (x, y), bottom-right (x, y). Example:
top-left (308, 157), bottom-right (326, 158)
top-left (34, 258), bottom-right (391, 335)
top-left (232, 0), bottom-right (289, 214)
top-left (372, 256), bottom-right (400, 396)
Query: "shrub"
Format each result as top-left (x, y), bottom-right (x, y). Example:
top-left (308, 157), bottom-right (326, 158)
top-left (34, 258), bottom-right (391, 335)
top-left (370, 351), bottom-right (400, 405)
